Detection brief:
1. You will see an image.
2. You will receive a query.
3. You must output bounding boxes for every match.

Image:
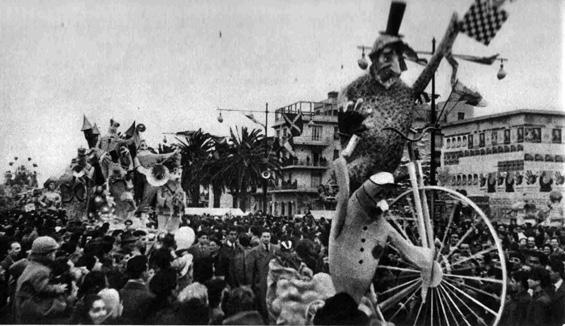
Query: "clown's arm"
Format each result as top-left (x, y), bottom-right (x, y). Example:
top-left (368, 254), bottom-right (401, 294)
top-left (411, 13), bottom-right (460, 97)
top-left (330, 156), bottom-right (349, 240)
top-left (382, 216), bottom-right (433, 270)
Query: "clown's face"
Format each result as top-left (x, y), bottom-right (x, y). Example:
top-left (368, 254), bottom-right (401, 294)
top-left (371, 45), bottom-right (403, 88)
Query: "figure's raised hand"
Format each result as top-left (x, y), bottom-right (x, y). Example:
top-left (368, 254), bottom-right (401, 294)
top-left (338, 99), bottom-right (368, 138)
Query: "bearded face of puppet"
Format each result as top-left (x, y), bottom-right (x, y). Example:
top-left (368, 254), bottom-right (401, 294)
top-left (370, 45), bottom-right (404, 88)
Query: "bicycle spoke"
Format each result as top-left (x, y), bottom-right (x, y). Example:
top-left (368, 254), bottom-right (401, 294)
top-left (443, 280), bottom-right (497, 316)
top-left (379, 277), bottom-right (420, 296)
top-left (442, 282), bottom-right (489, 326)
top-left (436, 202), bottom-right (458, 262)
top-left (443, 226), bottom-right (476, 262)
top-left (443, 273), bottom-right (503, 284)
top-left (379, 279), bottom-right (421, 312)
top-left (387, 215), bottom-right (415, 246)
top-left (430, 287), bottom-right (435, 326)
top-left (449, 246), bottom-right (498, 268)
top-left (377, 265), bottom-right (420, 274)
top-left (387, 280), bottom-right (422, 321)
top-left (445, 278), bottom-right (501, 301)
top-left (405, 195), bottom-right (421, 245)
top-left (412, 299), bottom-right (425, 326)
top-left (439, 284), bottom-right (473, 326)
top-left (385, 245), bottom-right (419, 269)
top-left (436, 283), bottom-right (455, 326)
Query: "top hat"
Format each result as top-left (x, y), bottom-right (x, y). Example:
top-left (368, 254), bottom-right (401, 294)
top-left (369, 1), bottom-right (418, 66)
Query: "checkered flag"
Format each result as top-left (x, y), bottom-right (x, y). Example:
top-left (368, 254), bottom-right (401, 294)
top-left (460, 0), bottom-right (508, 46)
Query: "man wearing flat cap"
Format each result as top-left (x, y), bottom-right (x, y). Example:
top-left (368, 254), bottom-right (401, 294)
top-left (14, 236), bottom-right (70, 323)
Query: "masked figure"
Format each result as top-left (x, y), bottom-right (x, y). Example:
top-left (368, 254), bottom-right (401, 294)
top-left (330, 1), bottom-right (461, 305)
top-left (339, 1), bottom-right (459, 190)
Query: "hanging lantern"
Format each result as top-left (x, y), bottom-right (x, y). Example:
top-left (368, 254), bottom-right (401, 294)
top-left (357, 48), bottom-right (369, 70)
top-left (497, 58), bottom-right (507, 80)
top-left (217, 112), bottom-right (224, 123)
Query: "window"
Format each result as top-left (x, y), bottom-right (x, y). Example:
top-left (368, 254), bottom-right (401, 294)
top-left (333, 126), bottom-right (339, 140)
top-left (333, 150), bottom-right (339, 160)
top-left (479, 133), bottom-right (485, 147)
top-left (312, 126), bottom-right (322, 141)
top-left (311, 172), bottom-right (322, 188)
top-left (457, 112), bottom-right (465, 120)
top-left (504, 129), bottom-right (510, 144)
top-left (468, 135), bottom-right (473, 149)
top-left (492, 130), bottom-right (498, 145)
top-left (517, 127), bottom-right (524, 143)
top-left (552, 128), bottom-right (562, 143)
top-left (276, 129), bottom-right (280, 140)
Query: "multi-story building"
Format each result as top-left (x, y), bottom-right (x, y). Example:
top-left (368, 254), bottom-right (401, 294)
top-left (441, 109), bottom-right (565, 219)
top-left (257, 92), bottom-right (341, 217)
top-left (248, 92), bottom-right (433, 217)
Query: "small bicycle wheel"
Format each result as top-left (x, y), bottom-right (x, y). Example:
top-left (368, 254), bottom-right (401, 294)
top-left (375, 186), bottom-right (507, 326)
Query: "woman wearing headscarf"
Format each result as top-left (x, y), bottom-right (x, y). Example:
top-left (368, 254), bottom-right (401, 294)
top-left (98, 288), bottom-right (123, 324)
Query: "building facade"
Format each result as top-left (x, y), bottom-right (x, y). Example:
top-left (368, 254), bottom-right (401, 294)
top-left (248, 92), bottom-right (341, 217)
top-left (441, 109), bottom-right (565, 220)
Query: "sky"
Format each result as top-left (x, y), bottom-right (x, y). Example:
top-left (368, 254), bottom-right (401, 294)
top-left (0, 0), bottom-right (563, 184)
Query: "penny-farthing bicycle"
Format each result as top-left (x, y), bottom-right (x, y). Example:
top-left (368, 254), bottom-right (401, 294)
top-left (374, 126), bottom-right (507, 326)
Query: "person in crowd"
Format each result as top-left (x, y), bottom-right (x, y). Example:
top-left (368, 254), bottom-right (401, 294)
top-left (215, 227), bottom-right (238, 284)
top-left (97, 288), bottom-right (123, 324)
top-left (547, 259), bottom-right (565, 326)
top-left (178, 281), bottom-right (208, 304)
top-left (146, 264), bottom-right (178, 322)
top-left (248, 228), bottom-right (279, 319)
top-left (229, 232), bottom-right (253, 287)
top-left (14, 236), bottom-right (71, 323)
top-left (500, 270), bottom-right (530, 326)
top-left (525, 266), bottom-right (552, 325)
top-left (119, 255), bottom-right (154, 324)
top-left (205, 277), bottom-right (227, 325)
top-left (77, 271), bottom-right (107, 300)
top-left (70, 293), bottom-right (108, 325)
top-left (1, 241), bottom-right (22, 273)
top-left (221, 286), bottom-right (264, 325)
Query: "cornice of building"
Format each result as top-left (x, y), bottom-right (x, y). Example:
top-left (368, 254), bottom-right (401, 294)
top-left (442, 109), bottom-right (565, 128)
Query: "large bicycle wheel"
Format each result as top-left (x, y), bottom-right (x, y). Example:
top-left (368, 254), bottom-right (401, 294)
top-left (375, 186), bottom-right (507, 326)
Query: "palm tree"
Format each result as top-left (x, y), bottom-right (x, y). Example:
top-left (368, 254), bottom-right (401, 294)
top-left (203, 135), bottom-right (231, 208)
top-left (211, 127), bottom-right (282, 212)
top-left (175, 129), bottom-right (214, 207)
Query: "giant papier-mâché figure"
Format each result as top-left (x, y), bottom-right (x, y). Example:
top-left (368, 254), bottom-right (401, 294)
top-left (329, 0), bottom-right (461, 305)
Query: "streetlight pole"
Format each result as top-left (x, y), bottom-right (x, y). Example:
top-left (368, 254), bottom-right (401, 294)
top-left (263, 102), bottom-right (268, 214)
top-left (430, 38), bottom-right (437, 186)
top-left (216, 104), bottom-right (271, 214)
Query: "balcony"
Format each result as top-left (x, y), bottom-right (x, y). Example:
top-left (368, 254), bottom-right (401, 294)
top-left (282, 157), bottom-right (330, 170)
top-left (268, 181), bottom-right (320, 193)
top-left (291, 136), bottom-right (332, 147)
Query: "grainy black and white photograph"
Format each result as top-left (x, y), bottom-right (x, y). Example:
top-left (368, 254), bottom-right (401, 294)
top-left (0, 0), bottom-right (563, 325)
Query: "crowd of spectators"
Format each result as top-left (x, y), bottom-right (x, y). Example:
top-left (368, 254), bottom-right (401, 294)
top-left (1, 203), bottom-right (565, 325)
top-left (0, 208), bottom-right (332, 325)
